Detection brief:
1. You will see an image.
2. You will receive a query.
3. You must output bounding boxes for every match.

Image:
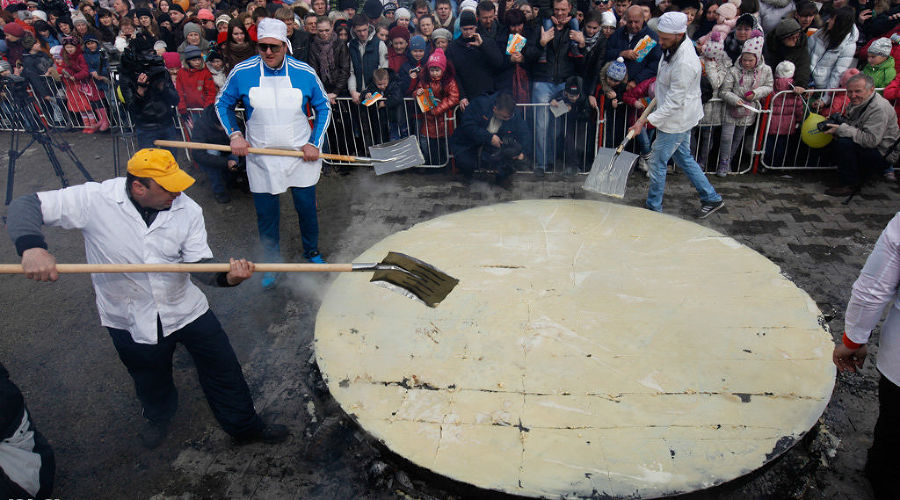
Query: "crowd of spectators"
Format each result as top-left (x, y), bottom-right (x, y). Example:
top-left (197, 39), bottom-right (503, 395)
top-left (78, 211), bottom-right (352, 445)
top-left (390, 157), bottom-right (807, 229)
top-left (1, 0), bottom-right (900, 188)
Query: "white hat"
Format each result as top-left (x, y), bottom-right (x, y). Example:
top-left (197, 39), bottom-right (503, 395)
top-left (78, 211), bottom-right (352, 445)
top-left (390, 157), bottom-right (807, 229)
top-left (395, 7), bottom-right (411, 19)
top-left (869, 37), bottom-right (892, 58)
top-left (657, 11), bottom-right (687, 34)
top-left (31, 9), bottom-right (47, 21)
top-left (256, 18), bottom-right (292, 54)
top-left (153, 40), bottom-right (167, 51)
top-left (460, 0), bottom-right (477, 13)
top-left (601, 11), bottom-right (616, 27)
top-left (775, 60), bottom-right (795, 78)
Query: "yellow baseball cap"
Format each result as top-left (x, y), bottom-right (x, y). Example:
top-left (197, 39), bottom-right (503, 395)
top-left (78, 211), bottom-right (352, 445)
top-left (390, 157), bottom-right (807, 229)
top-left (126, 148), bottom-right (195, 192)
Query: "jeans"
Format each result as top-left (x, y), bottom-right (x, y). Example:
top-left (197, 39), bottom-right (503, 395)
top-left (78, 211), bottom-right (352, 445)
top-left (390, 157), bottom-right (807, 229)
top-left (252, 185), bottom-right (319, 262)
top-left (200, 162), bottom-right (226, 195)
top-left (533, 81), bottom-right (565, 170)
top-left (107, 310), bottom-right (263, 437)
top-left (646, 130), bottom-right (722, 212)
top-left (832, 136), bottom-right (887, 187)
top-left (866, 374), bottom-right (900, 500)
top-left (717, 123), bottom-right (747, 170)
top-left (135, 123), bottom-right (179, 154)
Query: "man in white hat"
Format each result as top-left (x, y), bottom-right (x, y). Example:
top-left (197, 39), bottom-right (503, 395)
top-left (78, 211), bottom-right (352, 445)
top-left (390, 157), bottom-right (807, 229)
top-left (216, 18), bottom-right (332, 289)
top-left (627, 11), bottom-right (724, 218)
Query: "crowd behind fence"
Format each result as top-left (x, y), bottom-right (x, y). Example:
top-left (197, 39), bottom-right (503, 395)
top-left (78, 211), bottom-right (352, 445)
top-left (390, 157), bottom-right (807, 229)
top-left (0, 70), bottom-right (872, 177)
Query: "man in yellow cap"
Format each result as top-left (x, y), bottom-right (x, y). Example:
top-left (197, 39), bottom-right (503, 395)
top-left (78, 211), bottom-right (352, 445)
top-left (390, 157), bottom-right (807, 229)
top-left (6, 149), bottom-right (289, 450)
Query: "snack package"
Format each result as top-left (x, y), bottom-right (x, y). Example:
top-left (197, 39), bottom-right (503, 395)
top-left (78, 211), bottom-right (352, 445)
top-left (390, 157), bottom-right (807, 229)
top-left (633, 35), bottom-right (657, 62)
top-left (506, 33), bottom-right (527, 54)
top-left (363, 92), bottom-right (384, 106)
top-left (416, 88), bottom-right (439, 112)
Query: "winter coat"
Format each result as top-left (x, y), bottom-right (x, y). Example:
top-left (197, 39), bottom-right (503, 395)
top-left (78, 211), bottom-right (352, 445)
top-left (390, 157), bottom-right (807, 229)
top-left (882, 75), bottom-right (900, 127)
top-left (308, 34), bottom-right (351, 96)
top-left (720, 58), bottom-right (774, 126)
top-left (398, 53), bottom-right (429, 96)
top-left (861, 4), bottom-right (900, 40)
top-left (58, 48), bottom-right (102, 112)
top-left (20, 51), bottom-right (53, 98)
top-left (446, 31), bottom-right (502, 99)
top-left (763, 20), bottom-right (811, 93)
top-left (190, 105), bottom-right (236, 169)
top-left (524, 21), bottom-right (584, 84)
top-left (348, 27), bottom-right (388, 94)
top-left (859, 25), bottom-right (900, 76)
top-left (583, 33), bottom-right (608, 96)
top-left (698, 58), bottom-right (729, 126)
top-left (449, 93), bottom-right (532, 157)
top-left (388, 48), bottom-right (407, 73)
top-left (768, 78), bottom-right (804, 135)
top-left (808, 24), bottom-right (858, 98)
top-left (605, 25), bottom-right (661, 85)
top-left (621, 76), bottom-right (657, 128)
top-left (414, 75), bottom-right (459, 138)
top-left (82, 45), bottom-right (110, 91)
top-left (864, 56), bottom-right (897, 90)
top-left (176, 65), bottom-right (217, 113)
top-left (833, 91), bottom-right (900, 157)
top-left (121, 71), bottom-right (180, 127)
top-left (758, 0), bottom-right (794, 34)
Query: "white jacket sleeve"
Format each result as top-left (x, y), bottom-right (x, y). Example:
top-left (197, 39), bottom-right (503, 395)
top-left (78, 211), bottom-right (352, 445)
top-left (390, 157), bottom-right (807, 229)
top-left (648, 62), bottom-right (694, 127)
top-left (36, 183), bottom-right (100, 230)
top-left (844, 212), bottom-right (900, 344)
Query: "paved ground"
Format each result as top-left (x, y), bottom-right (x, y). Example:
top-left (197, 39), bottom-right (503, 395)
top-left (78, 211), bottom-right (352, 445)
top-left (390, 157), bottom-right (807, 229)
top-left (0, 131), bottom-right (896, 499)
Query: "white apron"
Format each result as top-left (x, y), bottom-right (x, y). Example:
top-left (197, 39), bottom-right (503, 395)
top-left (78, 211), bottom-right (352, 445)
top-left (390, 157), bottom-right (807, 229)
top-left (246, 62), bottom-right (321, 194)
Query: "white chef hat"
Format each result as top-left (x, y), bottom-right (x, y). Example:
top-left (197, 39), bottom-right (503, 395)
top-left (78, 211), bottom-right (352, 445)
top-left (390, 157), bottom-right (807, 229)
top-left (657, 11), bottom-right (687, 34)
top-left (257, 18), bottom-right (292, 54)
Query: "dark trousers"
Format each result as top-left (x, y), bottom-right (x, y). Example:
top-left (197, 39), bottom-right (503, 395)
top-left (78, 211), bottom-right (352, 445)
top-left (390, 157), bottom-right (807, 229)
top-left (252, 186), bottom-right (319, 262)
top-left (135, 123), bottom-right (179, 155)
top-left (107, 310), bottom-right (263, 437)
top-left (866, 374), bottom-right (900, 500)
top-left (833, 136), bottom-right (887, 187)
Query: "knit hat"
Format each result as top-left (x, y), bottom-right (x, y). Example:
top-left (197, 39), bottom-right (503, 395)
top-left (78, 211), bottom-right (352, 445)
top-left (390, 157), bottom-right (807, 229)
top-left (600, 11), bottom-right (616, 27)
top-left (658, 12), bottom-right (687, 34)
top-left (426, 47), bottom-right (446, 71)
top-left (153, 39), bottom-right (168, 51)
top-left (207, 49), bottom-right (223, 61)
top-left (735, 12), bottom-right (755, 28)
top-left (2, 23), bottom-right (24, 37)
top-left (364, 0), bottom-right (383, 19)
top-left (71, 12), bottom-right (88, 25)
top-left (50, 45), bottom-right (62, 57)
top-left (383, 1), bottom-right (398, 12)
top-left (395, 7), bottom-right (411, 19)
top-left (197, 8), bottom-right (214, 21)
top-left (183, 22), bottom-right (202, 36)
top-left (389, 25), bottom-right (410, 41)
top-left (459, 10), bottom-right (477, 27)
top-left (410, 34), bottom-right (426, 50)
top-left (773, 17), bottom-right (801, 39)
top-left (432, 27), bottom-right (451, 40)
top-left (869, 37), bottom-right (892, 58)
top-left (183, 44), bottom-right (202, 60)
top-left (702, 30), bottom-right (727, 60)
top-left (339, 0), bottom-right (357, 9)
top-left (134, 7), bottom-right (151, 19)
top-left (170, 4), bottom-right (184, 13)
top-left (775, 60), bottom-right (795, 78)
top-left (0, 60), bottom-right (10, 73)
top-left (82, 33), bottom-right (98, 43)
top-left (156, 13), bottom-right (172, 24)
top-left (607, 56), bottom-right (627, 81)
top-left (565, 75), bottom-right (582, 96)
top-left (716, 2), bottom-right (737, 21)
top-left (163, 51), bottom-right (181, 68)
top-left (460, 0), bottom-right (477, 12)
top-left (839, 67), bottom-right (859, 88)
top-left (61, 35), bottom-right (80, 46)
top-left (216, 14), bottom-right (231, 27)
top-left (741, 34), bottom-right (763, 59)
top-left (31, 9), bottom-right (47, 21)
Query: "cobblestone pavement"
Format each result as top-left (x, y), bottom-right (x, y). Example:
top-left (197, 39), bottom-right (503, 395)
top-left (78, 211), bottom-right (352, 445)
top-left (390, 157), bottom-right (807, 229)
top-left (0, 133), bottom-right (896, 499)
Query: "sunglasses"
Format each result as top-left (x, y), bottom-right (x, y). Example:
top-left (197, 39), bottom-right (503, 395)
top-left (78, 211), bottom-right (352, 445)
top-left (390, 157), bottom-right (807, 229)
top-left (257, 42), bottom-right (283, 53)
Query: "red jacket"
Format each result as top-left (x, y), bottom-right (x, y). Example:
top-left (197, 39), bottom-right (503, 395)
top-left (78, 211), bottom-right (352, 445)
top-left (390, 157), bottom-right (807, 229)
top-left (882, 74), bottom-right (900, 128)
top-left (415, 76), bottom-right (459, 138)
top-left (622, 77), bottom-right (656, 129)
top-left (176, 66), bottom-right (217, 113)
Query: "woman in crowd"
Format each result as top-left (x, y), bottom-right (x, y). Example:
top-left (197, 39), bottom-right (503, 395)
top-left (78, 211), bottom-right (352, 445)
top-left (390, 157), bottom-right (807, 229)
top-left (808, 7), bottom-right (858, 105)
top-left (222, 19), bottom-right (255, 71)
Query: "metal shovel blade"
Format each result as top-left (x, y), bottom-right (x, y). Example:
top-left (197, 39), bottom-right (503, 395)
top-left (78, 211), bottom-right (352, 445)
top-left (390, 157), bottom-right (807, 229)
top-left (582, 148), bottom-right (639, 198)
top-left (368, 136), bottom-right (426, 175)
top-left (368, 251), bottom-right (459, 307)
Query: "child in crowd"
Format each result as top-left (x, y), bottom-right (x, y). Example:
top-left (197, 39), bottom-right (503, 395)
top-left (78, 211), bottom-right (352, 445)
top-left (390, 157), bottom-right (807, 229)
top-left (599, 57), bottom-right (629, 150)
top-left (623, 76), bottom-right (657, 174)
top-left (863, 37), bottom-right (896, 90)
top-left (765, 61), bottom-right (804, 168)
top-left (58, 36), bottom-right (108, 133)
top-left (176, 45), bottom-right (217, 116)
top-left (692, 30), bottom-right (729, 171)
top-left (718, 34), bottom-right (772, 177)
top-left (361, 67), bottom-right (405, 143)
top-left (82, 35), bottom-right (111, 104)
top-left (163, 51), bottom-right (181, 85)
top-left (414, 48), bottom-right (459, 165)
top-left (550, 76), bottom-right (594, 174)
top-left (388, 25), bottom-right (410, 72)
top-left (401, 34), bottom-right (429, 95)
top-left (206, 50), bottom-right (227, 88)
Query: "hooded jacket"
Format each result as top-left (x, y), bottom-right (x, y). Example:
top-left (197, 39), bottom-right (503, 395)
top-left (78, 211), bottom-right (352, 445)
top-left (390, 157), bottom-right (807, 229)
top-left (769, 77), bottom-right (804, 135)
top-left (763, 19), bottom-right (811, 92)
top-left (176, 64), bottom-right (217, 113)
top-left (864, 56), bottom-right (897, 90)
top-left (808, 24), bottom-right (858, 100)
top-left (721, 36), bottom-right (774, 126)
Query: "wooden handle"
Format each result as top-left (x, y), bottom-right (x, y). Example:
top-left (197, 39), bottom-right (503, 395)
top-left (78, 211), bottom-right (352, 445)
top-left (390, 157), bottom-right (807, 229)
top-left (615, 98), bottom-right (657, 154)
top-left (638, 97), bottom-right (657, 122)
top-left (0, 263), bottom-right (354, 273)
top-left (153, 140), bottom-right (361, 163)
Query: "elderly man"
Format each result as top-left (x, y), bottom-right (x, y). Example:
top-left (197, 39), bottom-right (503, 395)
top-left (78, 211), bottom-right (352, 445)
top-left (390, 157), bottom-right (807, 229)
top-left (217, 18), bottom-right (332, 289)
top-left (628, 12), bottom-right (723, 218)
top-left (6, 149), bottom-right (288, 449)
top-left (605, 5), bottom-right (661, 90)
top-left (822, 74), bottom-right (900, 197)
top-left (833, 212), bottom-right (900, 500)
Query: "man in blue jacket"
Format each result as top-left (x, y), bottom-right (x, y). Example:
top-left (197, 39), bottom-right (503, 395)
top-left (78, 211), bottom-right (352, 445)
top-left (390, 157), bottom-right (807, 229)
top-left (605, 5), bottom-right (661, 91)
top-left (450, 92), bottom-right (532, 186)
top-left (216, 18), bottom-right (332, 289)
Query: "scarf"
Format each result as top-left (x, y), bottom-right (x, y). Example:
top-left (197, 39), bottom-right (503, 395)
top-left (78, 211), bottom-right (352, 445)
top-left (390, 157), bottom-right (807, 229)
top-left (225, 41), bottom-right (255, 69)
top-left (584, 31), bottom-right (600, 52)
top-left (312, 32), bottom-right (337, 78)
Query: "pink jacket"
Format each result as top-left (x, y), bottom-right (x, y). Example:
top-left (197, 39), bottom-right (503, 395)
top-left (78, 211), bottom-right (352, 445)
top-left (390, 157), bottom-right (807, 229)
top-left (768, 78), bottom-right (804, 135)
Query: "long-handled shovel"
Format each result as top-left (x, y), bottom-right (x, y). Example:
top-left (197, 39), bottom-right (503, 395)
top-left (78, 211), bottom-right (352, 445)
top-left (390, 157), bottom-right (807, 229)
top-left (583, 98), bottom-right (657, 198)
top-left (0, 252), bottom-right (459, 307)
top-left (154, 136), bottom-right (426, 176)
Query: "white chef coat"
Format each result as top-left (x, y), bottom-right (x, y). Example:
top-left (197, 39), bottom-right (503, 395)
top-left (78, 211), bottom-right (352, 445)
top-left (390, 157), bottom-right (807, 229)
top-left (647, 36), bottom-right (705, 134)
top-left (37, 178), bottom-right (214, 345)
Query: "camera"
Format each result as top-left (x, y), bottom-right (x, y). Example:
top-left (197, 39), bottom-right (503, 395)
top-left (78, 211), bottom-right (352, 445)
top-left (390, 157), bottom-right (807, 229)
top-left (817, 113), bottom-right (845, 132)
top-left (119, 33), bottom-right (168, 82)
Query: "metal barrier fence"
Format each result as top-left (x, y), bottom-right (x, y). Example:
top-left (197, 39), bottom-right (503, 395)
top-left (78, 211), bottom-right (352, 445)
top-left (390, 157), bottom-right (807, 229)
top-left (3, 72), bottom-right (889, 175)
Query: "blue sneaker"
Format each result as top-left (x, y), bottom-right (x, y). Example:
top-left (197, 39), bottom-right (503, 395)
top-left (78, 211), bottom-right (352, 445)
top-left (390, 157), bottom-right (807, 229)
top-left (261, 272), bottom-right (278, 289)
top-left (306, 251), bottom-right (326, 264)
